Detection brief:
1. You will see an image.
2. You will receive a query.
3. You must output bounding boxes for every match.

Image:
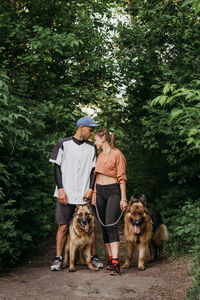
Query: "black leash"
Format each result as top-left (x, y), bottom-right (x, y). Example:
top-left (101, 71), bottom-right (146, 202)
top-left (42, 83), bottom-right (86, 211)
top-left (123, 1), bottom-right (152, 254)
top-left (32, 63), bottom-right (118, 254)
top-left (94, 204), bottom-right (124, 227)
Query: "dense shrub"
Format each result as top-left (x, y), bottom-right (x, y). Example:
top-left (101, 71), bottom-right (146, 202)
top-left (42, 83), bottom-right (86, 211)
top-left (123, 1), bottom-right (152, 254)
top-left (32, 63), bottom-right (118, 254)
top-left (0, 73), bottom-right (55, 271)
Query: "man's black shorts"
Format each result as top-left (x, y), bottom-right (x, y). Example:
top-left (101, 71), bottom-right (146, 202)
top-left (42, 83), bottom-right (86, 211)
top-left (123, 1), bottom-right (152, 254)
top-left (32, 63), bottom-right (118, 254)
top-left (55, 200), bottom-right (97, 225)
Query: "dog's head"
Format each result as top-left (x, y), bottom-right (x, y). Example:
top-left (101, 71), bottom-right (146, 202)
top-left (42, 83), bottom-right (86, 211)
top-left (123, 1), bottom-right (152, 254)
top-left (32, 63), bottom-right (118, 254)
top-left (129, 194), bottom-right (147, 207)
top-left (74, 204), bottom-right (94, 233)
top-left (128, 195), bottom-right (148, 235)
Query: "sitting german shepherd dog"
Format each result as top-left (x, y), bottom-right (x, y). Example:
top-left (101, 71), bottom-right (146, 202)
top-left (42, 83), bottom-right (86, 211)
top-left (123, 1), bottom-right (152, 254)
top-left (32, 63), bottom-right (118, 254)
top-left (62, 204), bottom-right (98, 272)
top-left (123, 195), bottom-right (168, 270)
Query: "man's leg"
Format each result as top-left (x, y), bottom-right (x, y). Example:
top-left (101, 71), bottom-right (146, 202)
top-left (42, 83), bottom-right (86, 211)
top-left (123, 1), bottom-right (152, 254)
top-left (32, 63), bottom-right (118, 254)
top-left (90, 191), bottom-right (105, 269)
top-left (91, 232), bottom-right (104, 269)
top-left (91, 232), bottom-right (96, 256)
top-left (51, 202), bottom-right (76, 271)
top-left (56, 224), bottom-right (68, 256)
top-left (51, 224), bottom-right (68, 271)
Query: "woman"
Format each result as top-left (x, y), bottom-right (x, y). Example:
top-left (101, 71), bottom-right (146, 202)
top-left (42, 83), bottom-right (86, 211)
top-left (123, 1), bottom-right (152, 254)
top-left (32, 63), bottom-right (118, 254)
top-left (92, 129), bottom-right (127, 275)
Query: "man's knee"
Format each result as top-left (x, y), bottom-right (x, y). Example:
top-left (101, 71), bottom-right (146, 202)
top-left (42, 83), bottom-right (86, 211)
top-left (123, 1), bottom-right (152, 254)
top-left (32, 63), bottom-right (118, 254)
top-left (58, 224), bottom-right (68, 234)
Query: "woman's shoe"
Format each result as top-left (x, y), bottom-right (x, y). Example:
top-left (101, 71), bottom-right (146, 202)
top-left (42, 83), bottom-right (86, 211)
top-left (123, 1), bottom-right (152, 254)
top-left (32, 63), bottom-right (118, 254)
top-left (105, 257), bottom-right (113, 270)
top-left (109, 262), bottom-right (120, 275)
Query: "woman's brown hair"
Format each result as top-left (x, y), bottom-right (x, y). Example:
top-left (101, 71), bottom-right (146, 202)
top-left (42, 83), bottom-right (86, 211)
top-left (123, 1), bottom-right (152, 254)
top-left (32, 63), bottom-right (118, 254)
top-left (95, 129), bottom-right (116, 149)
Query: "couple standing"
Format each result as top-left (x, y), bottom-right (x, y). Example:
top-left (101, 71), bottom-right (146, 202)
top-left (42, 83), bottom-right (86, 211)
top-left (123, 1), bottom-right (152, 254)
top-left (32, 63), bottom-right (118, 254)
top-left (49, 116), bottom-right (127, 275)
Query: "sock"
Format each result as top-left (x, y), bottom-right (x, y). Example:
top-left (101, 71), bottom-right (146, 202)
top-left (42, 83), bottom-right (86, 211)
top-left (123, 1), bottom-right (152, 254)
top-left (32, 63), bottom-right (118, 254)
top-left (91, 254), bottom-right (98, 259)
top-left (112, 258), bottom-right (119, 264)
top-left (55, 256), bottom-right (62, 260)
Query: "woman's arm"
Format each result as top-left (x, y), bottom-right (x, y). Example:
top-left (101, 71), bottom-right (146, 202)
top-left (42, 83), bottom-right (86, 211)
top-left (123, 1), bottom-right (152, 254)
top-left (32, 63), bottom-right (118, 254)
top-left (119, 181), bottom-right (128, 211)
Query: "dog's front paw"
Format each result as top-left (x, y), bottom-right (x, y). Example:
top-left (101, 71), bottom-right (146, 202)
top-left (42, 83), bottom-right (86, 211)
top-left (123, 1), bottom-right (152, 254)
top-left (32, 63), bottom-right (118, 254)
top-left (62, 261), bottom-right (67, 268)
top-left (89, 264), bottom-right (99, 271)
top-left (69, 267), bottom-right (76, 272)
top-left (138, 265), bottom-right (146, 271)
top-left (122, 263), bottom-right (131, 269)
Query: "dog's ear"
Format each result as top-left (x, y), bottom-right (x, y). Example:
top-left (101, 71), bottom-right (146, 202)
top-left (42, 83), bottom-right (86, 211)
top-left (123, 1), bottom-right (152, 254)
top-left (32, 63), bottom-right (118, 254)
top-left (85, 203), bottom-right (92, 212)
top-left (139, 194), bottom-right (147, 207)
top-left (75, 204), bottom-right (81, 213)
top-left (129, 195), bottom-right (138, 205)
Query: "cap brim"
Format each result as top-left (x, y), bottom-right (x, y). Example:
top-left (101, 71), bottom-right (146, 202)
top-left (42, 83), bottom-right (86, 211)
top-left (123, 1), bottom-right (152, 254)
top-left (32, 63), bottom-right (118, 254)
top-left (89, 124), bottom-right (100, 127)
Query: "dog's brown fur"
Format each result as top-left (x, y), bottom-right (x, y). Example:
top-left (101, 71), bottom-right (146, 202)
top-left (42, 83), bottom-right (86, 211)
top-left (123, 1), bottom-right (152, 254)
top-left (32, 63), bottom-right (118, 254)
top-left (123, 195), bottom-right (168, 270)
top-left (62, 204), bottom-right (98, 272)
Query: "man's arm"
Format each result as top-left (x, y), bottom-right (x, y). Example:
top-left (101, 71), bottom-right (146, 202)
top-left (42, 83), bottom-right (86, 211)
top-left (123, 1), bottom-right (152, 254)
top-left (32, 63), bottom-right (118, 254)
top-left (54, 164), bottom-right (67, 205)
top-left (83, 167), bottom-right (96, 201)
top-left (89, 167), bottom-right (96, 190)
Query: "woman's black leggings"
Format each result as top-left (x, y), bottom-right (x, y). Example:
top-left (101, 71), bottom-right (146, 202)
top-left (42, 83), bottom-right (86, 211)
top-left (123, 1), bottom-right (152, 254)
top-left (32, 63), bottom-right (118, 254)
top-left (96, 183), bottom-right (121, 243)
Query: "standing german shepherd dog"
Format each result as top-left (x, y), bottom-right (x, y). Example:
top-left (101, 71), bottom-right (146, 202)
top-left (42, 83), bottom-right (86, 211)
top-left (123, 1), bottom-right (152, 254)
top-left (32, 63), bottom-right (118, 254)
top-left (123, 195), bottom-right (168, 270)
top-left (62, 204), bottom-right (98, 272)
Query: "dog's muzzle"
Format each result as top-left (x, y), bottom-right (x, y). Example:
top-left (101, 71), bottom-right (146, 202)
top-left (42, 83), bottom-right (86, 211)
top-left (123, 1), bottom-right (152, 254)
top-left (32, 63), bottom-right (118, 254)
top-left (79, 218), bottom-right (90, 233)
top-left (130, 217), bottom-right (144, 235)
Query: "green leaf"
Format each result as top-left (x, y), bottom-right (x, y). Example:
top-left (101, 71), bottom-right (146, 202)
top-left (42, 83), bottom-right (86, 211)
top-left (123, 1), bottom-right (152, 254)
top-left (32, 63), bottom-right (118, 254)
top-left (189, 128), bottom-right (198, 136)
top-left (169, 108), bottom-right (183, 120)
top-left (163, 82), bottom-right (170, 95)
top-left (151, 95), bottom-right (168, 106)
top-left (186, 137), bottom-right (194, 145)
top-left (182, 0), bottom-right (194, 8)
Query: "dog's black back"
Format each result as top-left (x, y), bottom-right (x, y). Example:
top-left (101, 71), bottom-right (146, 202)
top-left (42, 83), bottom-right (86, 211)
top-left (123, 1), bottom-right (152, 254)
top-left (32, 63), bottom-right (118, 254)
top-left (148, 209), bottom-right (163, 232)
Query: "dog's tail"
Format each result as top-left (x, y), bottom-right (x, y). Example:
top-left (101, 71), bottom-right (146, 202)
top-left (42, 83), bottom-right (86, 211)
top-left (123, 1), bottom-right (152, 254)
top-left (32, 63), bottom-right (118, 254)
top-left (153, 224), bottom-right (168, 243)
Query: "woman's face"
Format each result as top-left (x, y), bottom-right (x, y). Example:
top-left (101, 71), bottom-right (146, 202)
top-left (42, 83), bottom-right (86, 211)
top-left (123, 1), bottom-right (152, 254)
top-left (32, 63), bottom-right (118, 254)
top-left (94, 134), bottom-right (104, 150)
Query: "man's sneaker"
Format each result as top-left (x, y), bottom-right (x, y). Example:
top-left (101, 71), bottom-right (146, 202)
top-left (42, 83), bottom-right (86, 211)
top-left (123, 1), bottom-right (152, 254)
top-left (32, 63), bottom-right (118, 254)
top-left (91, 255), bottom-right (103, 269)
top-left (50, 256), bottom-right (62, 271)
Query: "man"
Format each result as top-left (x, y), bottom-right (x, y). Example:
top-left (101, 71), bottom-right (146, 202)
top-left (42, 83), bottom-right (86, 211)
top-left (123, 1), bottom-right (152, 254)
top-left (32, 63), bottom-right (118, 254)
top-left (49, 116), bottom-right (103, 271)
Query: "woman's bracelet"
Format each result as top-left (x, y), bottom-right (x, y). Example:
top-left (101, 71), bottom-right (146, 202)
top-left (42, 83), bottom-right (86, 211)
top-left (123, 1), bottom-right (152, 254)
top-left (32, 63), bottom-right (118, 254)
top-left (121, 199), bottom-right (127, 202)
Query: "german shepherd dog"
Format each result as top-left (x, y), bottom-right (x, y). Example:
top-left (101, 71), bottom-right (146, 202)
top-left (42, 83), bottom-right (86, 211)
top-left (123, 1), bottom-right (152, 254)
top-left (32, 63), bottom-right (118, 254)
top-left (123, 195), bottom-right (168, 270)
top-left (62, 204), bottom-right (98, 272)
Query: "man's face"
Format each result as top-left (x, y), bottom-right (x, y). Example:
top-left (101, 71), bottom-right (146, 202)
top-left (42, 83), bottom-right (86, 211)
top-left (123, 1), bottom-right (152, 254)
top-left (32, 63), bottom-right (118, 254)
top-left (80, 126), bottom-right (94, 140)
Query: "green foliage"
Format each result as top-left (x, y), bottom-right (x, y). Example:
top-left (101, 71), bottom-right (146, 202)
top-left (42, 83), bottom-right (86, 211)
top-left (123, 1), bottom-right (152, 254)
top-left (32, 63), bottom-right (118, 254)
top-left (166, 201), bottom-right (200, 254)
top-left (0, 0), bottom-right (121, 271)
top-left (147, 83), bottom-right (200, 299)
top-left (114, 0), bottom-right (200, 207)
top-left (114, 1), bottom-right (200, 297)
top-left (165, 201), bottom-right (200, 300)
top-left (0, 72), bottom-right (55, 270)
top-left (182, 0), bottom-right (200, 14)
top-left (151, 82), bottom-right (200, 150)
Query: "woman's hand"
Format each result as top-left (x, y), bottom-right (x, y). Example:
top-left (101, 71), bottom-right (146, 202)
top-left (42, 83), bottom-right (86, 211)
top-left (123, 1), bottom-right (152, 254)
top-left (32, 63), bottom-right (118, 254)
top-left (58, 188), bottom-right (68, 205)
top-left (120, 199), bottom-right (128, 211)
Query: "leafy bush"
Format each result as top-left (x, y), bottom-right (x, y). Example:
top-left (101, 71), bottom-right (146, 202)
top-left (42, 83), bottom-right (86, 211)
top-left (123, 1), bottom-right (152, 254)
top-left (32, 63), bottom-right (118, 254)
top-left (165, 201), bottom-right (200, 299)
top-left (0, 73), bottom-right (56, 271)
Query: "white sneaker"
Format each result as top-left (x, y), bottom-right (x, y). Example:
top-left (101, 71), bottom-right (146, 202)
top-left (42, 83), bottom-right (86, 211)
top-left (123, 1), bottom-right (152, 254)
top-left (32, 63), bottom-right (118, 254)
top-left (91, 255), bottom-right (103, 269)
top-left (50, 256), bottom-right (62, 271)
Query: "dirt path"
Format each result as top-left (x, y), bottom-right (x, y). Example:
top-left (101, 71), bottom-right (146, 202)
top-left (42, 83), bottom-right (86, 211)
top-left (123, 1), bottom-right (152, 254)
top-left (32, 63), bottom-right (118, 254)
top-left (0, 223), bottom-right (192, 300)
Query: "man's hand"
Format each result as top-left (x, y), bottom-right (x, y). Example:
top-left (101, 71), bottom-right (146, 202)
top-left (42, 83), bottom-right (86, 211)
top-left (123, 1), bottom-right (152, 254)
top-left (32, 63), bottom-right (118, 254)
top-left (58, 188), bottom-right (68, 205)
top-left (83, 188), bottom-right (93, 202)
top-left (91, 192), bottom-right (96, 206)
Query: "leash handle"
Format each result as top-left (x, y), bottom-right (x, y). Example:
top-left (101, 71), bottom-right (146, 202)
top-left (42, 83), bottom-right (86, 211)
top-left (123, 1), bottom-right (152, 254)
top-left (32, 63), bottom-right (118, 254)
top-left (94, 204), bottom-right (124, 227)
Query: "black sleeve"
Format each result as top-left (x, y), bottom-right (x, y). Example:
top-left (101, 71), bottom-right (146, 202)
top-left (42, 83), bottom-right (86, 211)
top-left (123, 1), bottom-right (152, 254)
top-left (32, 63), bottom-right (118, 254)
top-left (89, 167), bottom-right (96, 190)
top-left (54, 164), bottom-right (63, 189)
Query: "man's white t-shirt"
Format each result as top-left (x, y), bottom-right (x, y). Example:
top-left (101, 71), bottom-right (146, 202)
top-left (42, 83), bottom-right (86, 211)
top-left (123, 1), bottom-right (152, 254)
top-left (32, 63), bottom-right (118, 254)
top-left (49, 136), bottom-right (96, 205)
